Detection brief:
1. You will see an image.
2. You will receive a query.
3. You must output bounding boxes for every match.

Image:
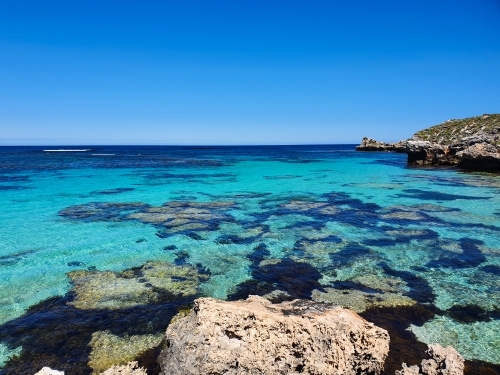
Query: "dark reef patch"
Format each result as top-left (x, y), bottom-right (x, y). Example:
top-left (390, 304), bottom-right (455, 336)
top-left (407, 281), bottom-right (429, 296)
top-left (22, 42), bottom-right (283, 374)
top-left (360, 304), bottom-right (437, 375)
top-left (173, 250), bottom-right (190, 266)
top-left (480, 264), bottom-right (500, 275)
top-left (228, 257), bottom-right (325, 302)
top-left (445, 304), bottom-right (500, 324)
top-left (0, 185), bottom-right (31, 191)
top-left (379, 262), bottom-right (435, 304)
top-left (58, 202), bottom-right (149, 222)
top-left (431, 237), bottom-right (486, 269)
top-left (394, 188), bottom-right (491, 201)
top-left (0, 295), bottom-right (192, 375)
top-left (91, 188), bottom-right (135, 195)
top-left (162, 245), bottom-right (177, 251)
top-left (67, 261), bottom-right (85, 267)
top-left (0, 248), bottom-right (41, 266)
top-left (464, 360), bottom-right (500, 375)
top-left (329, 242), bottom-right (376, 268)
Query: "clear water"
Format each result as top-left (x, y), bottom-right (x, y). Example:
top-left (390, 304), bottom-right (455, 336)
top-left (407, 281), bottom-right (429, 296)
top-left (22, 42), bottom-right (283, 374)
top-left (0, 145), bottom-right (499, 372)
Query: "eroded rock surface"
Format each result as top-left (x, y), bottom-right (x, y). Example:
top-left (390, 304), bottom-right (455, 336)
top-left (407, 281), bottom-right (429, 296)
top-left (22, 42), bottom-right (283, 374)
top-left (357, 114), bottom-right (500, 170)
top-left (100, 362), bottom-right (147, 375)
top-left (356, 137), bottom-right (406, 152)
top-left (159, 295), bottom-right (390, 375)
top-left (34, 368), bottom-right (64, 375)
top-left (395, 344), bottom-right (464, 375)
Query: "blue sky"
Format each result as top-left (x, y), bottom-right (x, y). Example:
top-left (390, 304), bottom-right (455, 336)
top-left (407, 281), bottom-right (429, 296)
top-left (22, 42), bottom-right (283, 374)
top-left (1, 1), bottom-right (499, 145)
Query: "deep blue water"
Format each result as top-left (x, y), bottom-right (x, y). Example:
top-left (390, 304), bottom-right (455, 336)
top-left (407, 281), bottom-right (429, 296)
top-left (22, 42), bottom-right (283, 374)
top-left (0, 145), bottom-right (499, 374)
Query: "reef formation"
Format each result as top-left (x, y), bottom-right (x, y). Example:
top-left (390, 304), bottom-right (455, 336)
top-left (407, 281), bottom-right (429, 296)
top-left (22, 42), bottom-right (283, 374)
top-left (356, 114), bottom-right (500, 170)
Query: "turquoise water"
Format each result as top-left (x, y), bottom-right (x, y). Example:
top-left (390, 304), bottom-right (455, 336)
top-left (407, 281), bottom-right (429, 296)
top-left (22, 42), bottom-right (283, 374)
top-left (0, 146), bottom-right (499, 373)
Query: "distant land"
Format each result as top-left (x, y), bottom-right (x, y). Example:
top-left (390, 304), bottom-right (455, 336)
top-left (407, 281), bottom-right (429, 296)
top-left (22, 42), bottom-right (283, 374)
top-left (357, 114), bottom-right (500, 171)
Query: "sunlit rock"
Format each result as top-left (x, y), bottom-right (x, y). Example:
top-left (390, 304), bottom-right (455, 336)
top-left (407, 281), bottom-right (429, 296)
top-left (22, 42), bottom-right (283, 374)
top-left (159, 296), bottom-right (389, 375)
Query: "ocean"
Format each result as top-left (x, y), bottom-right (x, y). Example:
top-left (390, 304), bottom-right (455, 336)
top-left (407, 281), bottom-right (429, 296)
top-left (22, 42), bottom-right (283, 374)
top-left (0, 145), bottom-right (499, 374)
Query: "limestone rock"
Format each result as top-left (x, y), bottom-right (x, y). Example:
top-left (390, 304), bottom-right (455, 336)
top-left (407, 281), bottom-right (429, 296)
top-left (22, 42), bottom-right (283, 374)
top-left (159, 295), bottom-right (390, 375)
top-left (356, 114), bottom-right (500, 170)
top-left (356, 137), bottom-right (406, 152)
top-left (100, 361), bottom-right (147, 375)
top-left (34, 368), bottom-right (64, 375)
top-left (456, 142), bottom-right (500, 169)
top-left (396, 344), bottom-right (464, 375)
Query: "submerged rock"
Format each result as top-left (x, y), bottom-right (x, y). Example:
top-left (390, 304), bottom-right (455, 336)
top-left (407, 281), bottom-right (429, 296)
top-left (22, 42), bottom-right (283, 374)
top-left (312, 287), bottom-right (415, 313)
top-left (89, 331), bottom-right (162, 374)
top-left (159, 295), bottom-right (390, 375)
top-left (396, 344), bottom-right (464, 375)
top-left (100, 362), bottom-right (147, 375)
top-left (68, 262), bottom-right (209, 310)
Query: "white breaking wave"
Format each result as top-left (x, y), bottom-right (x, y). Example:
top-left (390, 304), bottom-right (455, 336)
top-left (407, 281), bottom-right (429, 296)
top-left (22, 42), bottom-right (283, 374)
top-left (92, 154), bottom-right (116, 156)
top-left (43, 149), bottom-right (90, 152)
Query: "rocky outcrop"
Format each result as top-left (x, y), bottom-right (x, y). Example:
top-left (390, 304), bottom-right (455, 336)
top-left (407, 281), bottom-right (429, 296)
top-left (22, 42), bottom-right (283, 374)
top-left (356, 137), bottom-right (406, 152)
top-left (395, 344), bottom-right (464, 375)
top-left (357, 114), bottom-right (500, 170)
top-left (100, 361), bottom-right (147, 375)
top-left (34, 368), bottom-right (64, 375)
top-left (158, 295), bottom-right (390, 375)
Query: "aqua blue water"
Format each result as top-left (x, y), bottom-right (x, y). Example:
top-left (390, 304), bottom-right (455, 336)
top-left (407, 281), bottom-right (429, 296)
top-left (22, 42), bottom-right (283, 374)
top-left (0, 146), bottom-right (499, 373)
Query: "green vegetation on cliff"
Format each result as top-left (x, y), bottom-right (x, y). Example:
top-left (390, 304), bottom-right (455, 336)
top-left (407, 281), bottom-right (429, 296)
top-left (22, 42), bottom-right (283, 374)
top-left (413, 114), bottom-right (500, 145)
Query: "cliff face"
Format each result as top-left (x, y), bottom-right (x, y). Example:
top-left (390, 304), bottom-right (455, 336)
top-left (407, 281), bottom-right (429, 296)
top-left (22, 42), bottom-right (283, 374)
top-left (357, 114), bottom-right (500, 171)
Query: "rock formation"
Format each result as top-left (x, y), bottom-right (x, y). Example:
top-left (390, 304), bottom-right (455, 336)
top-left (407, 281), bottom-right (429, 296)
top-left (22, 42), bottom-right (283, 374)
top-left (356, 137), bottom-right (406, 152)
top-left (395, 344), bottom-right (464, 375)
top-left (158, 295), bottom-right (390, 375)
top-left (100, 361), bottom-right (147, 375)
top-left (34, 368), bottom-right (64, 375)
top-left (356, 114), bottom-right (500, 170)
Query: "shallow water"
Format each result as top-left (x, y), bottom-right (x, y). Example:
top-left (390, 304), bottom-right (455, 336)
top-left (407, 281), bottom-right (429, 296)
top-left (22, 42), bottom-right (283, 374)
top-left (0, 145), bottom-right (499, 373)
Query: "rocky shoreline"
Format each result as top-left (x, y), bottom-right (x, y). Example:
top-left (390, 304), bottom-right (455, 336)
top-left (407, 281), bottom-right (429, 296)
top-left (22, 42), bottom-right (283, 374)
top-left (35, 296), bottom-right (465, 375)
top-left (356, 114), bottom-right (500, 171)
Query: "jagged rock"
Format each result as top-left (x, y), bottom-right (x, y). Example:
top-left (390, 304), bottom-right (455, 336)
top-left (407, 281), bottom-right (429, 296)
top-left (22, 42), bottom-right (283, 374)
top-left (395, 344), bottom-right (464, 375)
top-left (34, 368), bottom-right (64, 375)
top-left (100, 361), bottom-right (147, 375)
top-left (356, 137), bottom-right (406, 152)
top-left (356, 114), bottom-right (500, 170)
top-left (159, 295), bottom-right (390, 375)
top-left (456, 142), bottom-right (500, 169)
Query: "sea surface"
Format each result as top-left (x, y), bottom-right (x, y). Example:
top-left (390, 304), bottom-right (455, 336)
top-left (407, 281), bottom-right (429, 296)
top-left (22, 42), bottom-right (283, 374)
top-left (0, 145), bottom-right (499, 374)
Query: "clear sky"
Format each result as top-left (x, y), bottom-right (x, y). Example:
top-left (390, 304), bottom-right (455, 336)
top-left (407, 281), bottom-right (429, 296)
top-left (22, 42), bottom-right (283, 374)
top-left (1, 0), bottom-right (499, 145)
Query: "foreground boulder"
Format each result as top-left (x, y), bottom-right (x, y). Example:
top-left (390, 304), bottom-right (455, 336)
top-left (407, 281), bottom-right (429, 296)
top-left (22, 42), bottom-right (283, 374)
top-left (396, 344), bottom-right (464, 375)
top-left (159, 295), bottom-right (390, 375)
